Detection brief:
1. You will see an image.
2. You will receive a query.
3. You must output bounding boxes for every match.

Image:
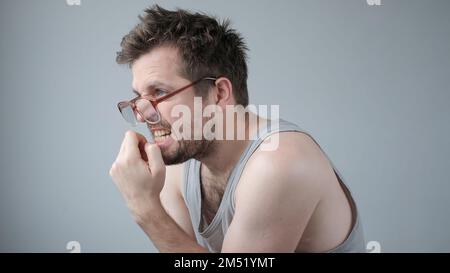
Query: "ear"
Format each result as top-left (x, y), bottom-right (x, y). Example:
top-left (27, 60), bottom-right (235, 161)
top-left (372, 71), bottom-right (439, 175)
top-left (211, 77), bottom-right (234, 108)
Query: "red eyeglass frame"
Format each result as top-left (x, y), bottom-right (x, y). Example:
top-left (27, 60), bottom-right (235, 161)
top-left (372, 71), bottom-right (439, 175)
top-left (117, 76), bottom-right (219, 124)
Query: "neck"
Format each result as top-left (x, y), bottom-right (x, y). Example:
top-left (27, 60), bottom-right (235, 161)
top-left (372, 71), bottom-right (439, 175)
top-left (199, 111), bottom-right (265, 178)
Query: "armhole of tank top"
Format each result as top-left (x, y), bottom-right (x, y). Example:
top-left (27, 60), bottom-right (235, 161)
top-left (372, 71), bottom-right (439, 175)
top-left (298, 130), bottom-right (359, 231)
top-left (334, 169), bottom-right (358, 228)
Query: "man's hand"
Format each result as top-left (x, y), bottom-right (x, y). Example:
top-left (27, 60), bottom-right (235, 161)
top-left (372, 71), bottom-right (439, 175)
top-left (109, 130), bottom-right (166, 223)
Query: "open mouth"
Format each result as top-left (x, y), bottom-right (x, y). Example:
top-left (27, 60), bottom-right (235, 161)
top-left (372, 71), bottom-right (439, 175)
top-left (151, 128), bottom-right (172, 142)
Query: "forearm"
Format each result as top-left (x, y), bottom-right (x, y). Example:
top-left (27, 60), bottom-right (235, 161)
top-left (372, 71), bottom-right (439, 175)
top-left (136, 199), bottom-right (209, 253)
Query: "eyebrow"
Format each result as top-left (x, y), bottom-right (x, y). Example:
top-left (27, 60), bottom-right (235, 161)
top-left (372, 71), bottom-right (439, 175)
top-left (132, 81), bottom-right (174, 96)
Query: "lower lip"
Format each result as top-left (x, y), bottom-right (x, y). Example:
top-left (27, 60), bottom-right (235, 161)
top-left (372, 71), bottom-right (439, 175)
top-left (153, 133), bottom-right (173, 148)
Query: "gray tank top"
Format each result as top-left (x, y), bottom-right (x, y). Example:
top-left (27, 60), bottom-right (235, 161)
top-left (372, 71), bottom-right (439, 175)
top-left (182, 119), bottom-right (366, 253)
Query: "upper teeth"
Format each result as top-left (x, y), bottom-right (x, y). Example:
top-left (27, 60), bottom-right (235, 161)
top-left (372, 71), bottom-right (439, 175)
top-left (154, 130), bottom-right (170, 137)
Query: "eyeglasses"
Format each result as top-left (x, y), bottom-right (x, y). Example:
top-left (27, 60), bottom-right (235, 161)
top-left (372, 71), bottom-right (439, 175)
top-left (117, 76), bottom-right (218, 126)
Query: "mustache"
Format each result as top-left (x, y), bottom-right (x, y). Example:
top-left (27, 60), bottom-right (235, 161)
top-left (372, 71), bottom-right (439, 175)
top-left (147, 118), bottom-right (172, 131)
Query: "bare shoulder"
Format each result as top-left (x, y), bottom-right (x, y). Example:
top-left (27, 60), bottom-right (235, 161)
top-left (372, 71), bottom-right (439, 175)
top-left (223, 131), bottom-right (332, 251)
top-left (224, 131), bottom-right (352, 252)
top-left (236, 131), bottom-right (334, 204)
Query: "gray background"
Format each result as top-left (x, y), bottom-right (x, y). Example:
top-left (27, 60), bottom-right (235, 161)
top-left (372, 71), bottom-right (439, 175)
top-left (1, 0), bottom-right (449, 252)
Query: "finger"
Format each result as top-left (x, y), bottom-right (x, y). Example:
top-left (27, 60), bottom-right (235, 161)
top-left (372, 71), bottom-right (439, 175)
top-left (138, 140), bottom-right (148, 162)
top-left (122, 130), bottom-right (147, 160)
top-left (133, 132), bottom-right (149, 161)
top-left (144, 142), bottom-right (165, 176)
top-left (118, 131), bottom-right (129, 155)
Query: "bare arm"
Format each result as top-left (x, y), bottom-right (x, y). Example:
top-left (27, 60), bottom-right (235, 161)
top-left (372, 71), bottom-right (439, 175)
top-left (110, 131), bottom-right (208, 253)
top-left (142, 164), bottom-right (207, 252)
top-left (137, 199), bottom-right (208, 252)
top-left (159, 163), bottom-right (195, 240)
top-left (222, 133), bottom-right (324, 252)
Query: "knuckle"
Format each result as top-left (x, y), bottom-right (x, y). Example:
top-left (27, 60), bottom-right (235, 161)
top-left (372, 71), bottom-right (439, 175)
top-left (109, 162), bottom-right (117, 177)
top-left (125, 130), bottom-right (135, 138)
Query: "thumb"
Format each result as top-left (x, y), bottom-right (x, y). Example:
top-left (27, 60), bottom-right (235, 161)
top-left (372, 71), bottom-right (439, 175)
top-left (144, 143), bottom-right (165, 176)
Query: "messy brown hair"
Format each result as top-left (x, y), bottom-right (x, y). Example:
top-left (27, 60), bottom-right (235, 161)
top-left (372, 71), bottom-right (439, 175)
top-left (116, 5), bottom-right (249, 106)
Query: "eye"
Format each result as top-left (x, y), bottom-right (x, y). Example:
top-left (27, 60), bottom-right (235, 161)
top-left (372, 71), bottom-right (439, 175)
top-left (155, 89), bottom-right (168, 98)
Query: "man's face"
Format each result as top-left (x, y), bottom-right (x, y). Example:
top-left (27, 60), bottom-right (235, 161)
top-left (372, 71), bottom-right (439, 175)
top-left (131, 46), bottom-right (215, 165)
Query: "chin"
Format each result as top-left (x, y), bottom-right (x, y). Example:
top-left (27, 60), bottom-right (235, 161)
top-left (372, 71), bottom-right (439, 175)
top-left (160, 141), bottom-right (186, 165)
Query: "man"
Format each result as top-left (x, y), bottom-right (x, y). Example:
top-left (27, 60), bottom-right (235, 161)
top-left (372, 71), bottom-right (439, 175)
top-left (109, 5), bottom-right (365, 253)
